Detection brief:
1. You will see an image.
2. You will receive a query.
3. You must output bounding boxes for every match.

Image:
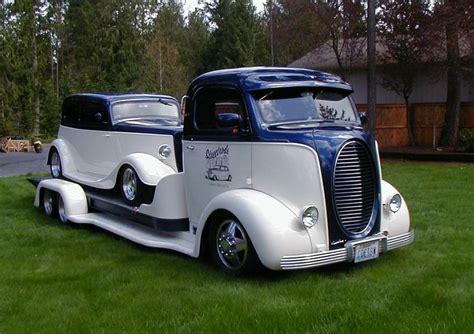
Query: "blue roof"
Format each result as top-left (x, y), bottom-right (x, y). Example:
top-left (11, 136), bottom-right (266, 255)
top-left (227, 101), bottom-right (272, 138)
top-left (189, 67), bottom-right (353, 93)
top-left (67, 93), bottom-right (178, 103)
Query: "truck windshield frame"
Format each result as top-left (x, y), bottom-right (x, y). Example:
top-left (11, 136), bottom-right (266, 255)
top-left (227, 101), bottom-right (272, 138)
top-left (112, 99), bottom-right (180, 123)
top-left (252, 88), bottom-right (359, 127)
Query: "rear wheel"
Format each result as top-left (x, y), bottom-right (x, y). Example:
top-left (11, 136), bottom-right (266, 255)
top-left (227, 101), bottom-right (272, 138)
top-left (43, 189), bottom-right (57, 217)
top-left (209, 214), bottom-right (260, 275)
top-left (120, 166), bottom-right (144, 206)
top-left (50, 149), bottom-right (62, 178)
top-left (57, 195), bottom-right (69, 224)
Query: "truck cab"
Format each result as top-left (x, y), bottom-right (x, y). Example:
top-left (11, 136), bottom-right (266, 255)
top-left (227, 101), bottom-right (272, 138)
top-left (37, 67), bottom-right (414, 275)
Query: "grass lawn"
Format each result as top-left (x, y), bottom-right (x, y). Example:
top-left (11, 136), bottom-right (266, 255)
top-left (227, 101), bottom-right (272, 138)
top-left (0, 162), bottom-right (473, 333)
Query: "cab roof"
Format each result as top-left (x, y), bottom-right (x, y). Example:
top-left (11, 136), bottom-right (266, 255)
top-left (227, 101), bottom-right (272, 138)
top-left (189, 67), bottom-right (353, 93)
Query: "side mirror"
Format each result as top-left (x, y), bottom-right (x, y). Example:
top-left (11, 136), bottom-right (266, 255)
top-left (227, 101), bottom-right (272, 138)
top-left (216, 113), bottom-right (242, 128)
top-left (359, 112), bottom-right (368, 127)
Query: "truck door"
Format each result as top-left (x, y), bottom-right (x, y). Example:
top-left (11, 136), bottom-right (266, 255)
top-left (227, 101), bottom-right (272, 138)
top-left (183, 86), bottom-right (252, 224)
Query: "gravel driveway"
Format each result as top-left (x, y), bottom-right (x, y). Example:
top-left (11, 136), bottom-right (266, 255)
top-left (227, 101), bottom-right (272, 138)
top-left (0, 144), bottom-right (51, 177)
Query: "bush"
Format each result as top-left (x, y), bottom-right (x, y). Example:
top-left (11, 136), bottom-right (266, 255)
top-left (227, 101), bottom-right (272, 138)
top-left (459, 128), bottom-right (474, 152)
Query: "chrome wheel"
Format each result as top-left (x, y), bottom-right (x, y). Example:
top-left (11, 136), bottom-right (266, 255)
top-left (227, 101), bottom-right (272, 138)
top-left (43, 190), bottom-right (55, 217)
top-left (122, 167), bottom-right (137, 201)
top-left (216, 219), bottom-right (248, 270)
top-left (58, 196), bottom-right (68, 224)
top-left (50, 151), bottom-right (61, 178)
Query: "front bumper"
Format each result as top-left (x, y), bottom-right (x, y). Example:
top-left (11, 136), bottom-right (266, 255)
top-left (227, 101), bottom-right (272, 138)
top-left (280, 230), bottom-right (415, 270)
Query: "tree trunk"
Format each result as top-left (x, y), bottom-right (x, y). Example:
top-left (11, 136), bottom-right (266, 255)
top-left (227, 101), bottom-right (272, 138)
top-left (405, 96), bottom-right (415, 146)
top-left (367, 0), bottom-right (377, 135)
top-left (439, 0), bottom-right (461, 147)
top-left (32, 9), bottom-right (40, 138)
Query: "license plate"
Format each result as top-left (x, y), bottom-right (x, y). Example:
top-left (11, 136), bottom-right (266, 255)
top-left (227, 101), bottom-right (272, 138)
top-left (354, 240), bottom-right (379, 263)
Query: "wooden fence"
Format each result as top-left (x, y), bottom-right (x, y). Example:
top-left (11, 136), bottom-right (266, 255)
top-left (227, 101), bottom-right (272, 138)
top-left (357, 102), bottom-right (474, 148)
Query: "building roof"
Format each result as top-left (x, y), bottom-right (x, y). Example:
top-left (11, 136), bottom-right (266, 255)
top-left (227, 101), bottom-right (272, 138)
top-left (289, 36), bottom-right (473, 71)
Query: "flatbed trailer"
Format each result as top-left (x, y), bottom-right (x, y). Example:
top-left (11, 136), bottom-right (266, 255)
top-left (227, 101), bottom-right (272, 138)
top-left (29, 177), bottom-right (196, 256)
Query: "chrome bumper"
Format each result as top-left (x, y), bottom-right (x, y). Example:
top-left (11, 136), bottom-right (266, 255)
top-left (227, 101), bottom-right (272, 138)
top-left (280, 230), bottom-right (415, 270)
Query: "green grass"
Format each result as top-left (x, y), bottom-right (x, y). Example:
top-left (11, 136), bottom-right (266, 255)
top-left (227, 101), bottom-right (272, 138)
top-left (0, 162), bottom-right (473, 333)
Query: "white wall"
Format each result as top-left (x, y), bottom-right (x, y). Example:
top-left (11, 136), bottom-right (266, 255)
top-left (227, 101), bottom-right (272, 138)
top-left (345, 69), bottom-right (474, 105)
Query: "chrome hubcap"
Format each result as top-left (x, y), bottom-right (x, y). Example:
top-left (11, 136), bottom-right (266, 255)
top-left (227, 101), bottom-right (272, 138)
top-left (43, 190), bottom-right (54, 216)
top-left (58, 196), bottom-right (67, 223)
top-left (122, 168), bottom-right (137, 201)
top-left (216, 219), bottom-right (248, 270)
top-left (51, 152), bottom-right (61, 178)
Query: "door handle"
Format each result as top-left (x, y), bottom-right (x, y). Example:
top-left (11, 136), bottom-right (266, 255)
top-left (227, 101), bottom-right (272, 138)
top-left (104, 134), bottom-right (111, 138)
top-left (186, 145), bottom-right (194, 150)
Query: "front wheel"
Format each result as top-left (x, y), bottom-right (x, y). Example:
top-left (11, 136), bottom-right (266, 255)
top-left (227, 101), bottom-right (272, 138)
top-left (209, 215), bottom-right (260, 275)
top-left (120, 166), bottom-right (144, 206)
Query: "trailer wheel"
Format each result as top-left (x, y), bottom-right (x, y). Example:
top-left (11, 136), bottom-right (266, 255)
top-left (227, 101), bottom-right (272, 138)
top-left (209, 214), bottom-right (260, 275)
top-left (50, 148), bottom-right (62, 178)
top-left (43, 189), bottom-right (57, 217)
top-left (120, 165), bottom-right (144, 206)
top-left (57, 195), bottom-right (69, 224)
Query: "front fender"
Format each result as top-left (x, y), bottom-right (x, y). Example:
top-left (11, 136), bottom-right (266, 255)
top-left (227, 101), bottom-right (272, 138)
top-left (117, 153), bottom-right (175, 186)
top-left (380, 180), bottom-right (411, 236)
top-left (195, 189), bottom-right (312, 270)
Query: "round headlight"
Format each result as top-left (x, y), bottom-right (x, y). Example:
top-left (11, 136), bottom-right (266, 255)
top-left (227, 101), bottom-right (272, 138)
top-left (158, 144), bottom-right (171, 159)
top-left (389, 194), bottom-right (402, 213)
top-left (301, 206), bottom-right (319, 228)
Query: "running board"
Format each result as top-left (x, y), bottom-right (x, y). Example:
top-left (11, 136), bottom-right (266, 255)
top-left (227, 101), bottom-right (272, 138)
top-left (87, 192), bottom-right (189, 232)
top-left (68, 212), bottom-right (195, 256)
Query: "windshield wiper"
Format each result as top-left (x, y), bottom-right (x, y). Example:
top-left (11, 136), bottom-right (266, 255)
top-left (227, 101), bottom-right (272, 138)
top-left (267, 120), bottom-right (324, 129)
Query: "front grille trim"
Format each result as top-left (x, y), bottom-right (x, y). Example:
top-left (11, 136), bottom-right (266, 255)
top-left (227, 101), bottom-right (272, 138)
top-left (333, 141), bottom-right (377, 237)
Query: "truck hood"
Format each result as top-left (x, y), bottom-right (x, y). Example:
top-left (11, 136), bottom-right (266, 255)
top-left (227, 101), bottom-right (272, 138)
top-left (258, 124), bottom-right (381, 244)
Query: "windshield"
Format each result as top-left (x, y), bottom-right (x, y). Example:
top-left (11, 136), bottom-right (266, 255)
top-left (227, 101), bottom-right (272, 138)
top-left (254, 88), bottom-right (358, 126)
top-left (112, 99), bottom-right (179, 123)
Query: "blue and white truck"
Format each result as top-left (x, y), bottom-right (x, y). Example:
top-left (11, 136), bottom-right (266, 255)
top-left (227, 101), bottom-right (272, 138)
top-left (34, 67), bottom-right (414, 275)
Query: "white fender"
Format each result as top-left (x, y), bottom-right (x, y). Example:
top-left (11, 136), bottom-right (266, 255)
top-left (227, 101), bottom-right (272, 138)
top-left (49, 139), bottom-right (78, 175)
top-left (34, 179), bottom-right (88, 218)
top-left (195, 189), bottom-right (312, 270)
top-left (380, 180), bottom-right (410, 236)
top-left (117, 153), bottom-right (176, 186)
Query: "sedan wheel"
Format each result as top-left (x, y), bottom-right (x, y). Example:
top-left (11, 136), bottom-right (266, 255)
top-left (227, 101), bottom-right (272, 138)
top-left (50, 150), bottom-right (62, 178)
top-left (120, 166), bottom-right (144, 206)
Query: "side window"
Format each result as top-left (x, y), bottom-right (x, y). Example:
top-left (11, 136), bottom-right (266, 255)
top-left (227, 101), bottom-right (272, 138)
top-left (61, 99), bottom-right (81, 127)
top-left (81, 101), bottom-right (109, 130)
top-left (194, 87), bottom-right (246, 135)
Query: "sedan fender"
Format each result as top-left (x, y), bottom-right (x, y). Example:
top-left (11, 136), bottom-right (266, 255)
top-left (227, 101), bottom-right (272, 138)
top-left (117, 153), bottom-right (175, 186)
top-left (48, 139), bottom-right (78, 175)
top-left (196, 189), bottom-right (312, 270)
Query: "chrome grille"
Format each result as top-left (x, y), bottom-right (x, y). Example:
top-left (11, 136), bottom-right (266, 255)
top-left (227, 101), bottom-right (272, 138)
top-left (333, 141), bottom-right (376, 234)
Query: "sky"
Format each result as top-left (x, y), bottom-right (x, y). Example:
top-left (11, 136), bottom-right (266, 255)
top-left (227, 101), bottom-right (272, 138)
top-left (182, 0), bottom-right (266, 14)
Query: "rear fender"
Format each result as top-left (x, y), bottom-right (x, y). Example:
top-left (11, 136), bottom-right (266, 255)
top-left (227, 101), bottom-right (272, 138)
top-left (48, 139), bottom-right (77, 175)
top-left (195, 189), bottom-right (312, 270)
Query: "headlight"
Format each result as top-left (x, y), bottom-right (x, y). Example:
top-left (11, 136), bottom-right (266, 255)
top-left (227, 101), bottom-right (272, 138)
top-left (301, 206), bottom-right (319, 228)
top-left (158, 144), bottom-right (171, 159)
top-left (389, 194), bottom-right (402, 213)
